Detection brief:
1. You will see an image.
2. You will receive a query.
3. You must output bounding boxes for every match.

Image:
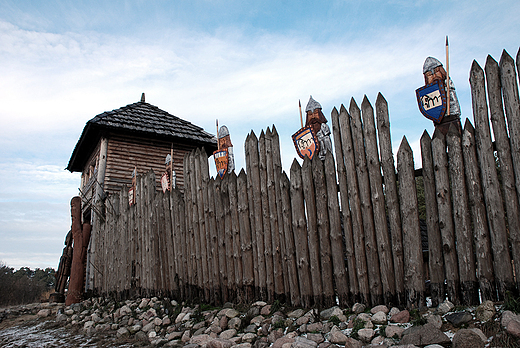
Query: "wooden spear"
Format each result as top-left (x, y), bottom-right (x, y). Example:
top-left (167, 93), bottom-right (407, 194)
top-left (446, 35), bottom-right (450, 116)
top-left (216, 119), bottom-right (219, 150)
top-left (299, 100), bottom-right (303, 128)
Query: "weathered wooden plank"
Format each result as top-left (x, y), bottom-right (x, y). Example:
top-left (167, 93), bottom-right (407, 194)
top-left (350, 98), bottom-right (382, 306)
top-left (470, 60), bottom-right (515, 298)
top-left (338, 104), bottom-right (369, 304)
top-left (431, 130), bottom-right (460, 304)
top-left (461, 120), bottom-right (496, 301)
top-left (302, 156), bottom-right (323, 307)
top-left (446, 125), bottom-right (478, 305)
top-left (194, 148), bottom-right (210, 301)
top-left (290, 159), bottom-right (313, 308)
top-left (420, 131), bottom-right (445, 307)
top-left (207, 177), bottom-right (220, 304)
top-left (244, 134), bottom-right (260, 298)
top-left (331, 106), bottom-right (358, 303)
top-left (500, 51), bottom-right (520, 214)
top-left (361, 96), bottom-right (395, 305)
top-left (213, 177), bottom-right (228, 303)
top-left (324, 151), bottom-right (350, 307)
top-left (271, 126), bottom-right (290, 301)
top-left (397, 137), bottom-right (425, 309)
top-left (265, 128), bottom-right (284, 299)
top-left (375, 93), bottom-right (404, 306)
top-left (312, 156), bottom-right (335, 307)
top-left (237, 170), bottom-right (255, 303)
top-left (280, 171), bottom-right (301, 307)
top-left (246, 132), bottom-right (266, 300)
top-left (228, 171), bottom-right (244, 302)
top-left (222, 174), bottom-right (236, 301)
top-left (488, 55), bottom-right (520, 291)
top-left (258, 131), bottom-right (274, 301)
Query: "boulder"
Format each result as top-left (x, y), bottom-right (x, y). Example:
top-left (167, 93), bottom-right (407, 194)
top-left (475, 300), bottom-right (495, 322)
top-left (391, 309), bottom-right (410, 323)
top-left (444, 312), bottom-right (472, 327)
top-left (352, 303), bottom-right (366, 314)
top-left (385, 325), bottom-right (405, 339)
top-left (371, 311), bottom-right (387, 325)
top-left (451, 328), bottom-right (485, 348)
top-left (328, 326), bottom-right (348, 344)
top-left (357, 328), bottom-right (375, 342)
top-left (206, 338), bottom-right (234, 348)
top-left (507, 318), bottom-right (520, 338)
top-left (370, 305), bottom-right (389, 314)
top-left (399, 323), bottom-right (451, 347)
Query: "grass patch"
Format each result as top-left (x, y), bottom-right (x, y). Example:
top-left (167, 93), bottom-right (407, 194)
top-left (410, 309), bottom-right (427, 327)
top-left (329, 315), bottom-right (341, 326)
top-left (503, 292), bottom-right (520, 314)
top-left (350, 318), bottom-right (365, 340)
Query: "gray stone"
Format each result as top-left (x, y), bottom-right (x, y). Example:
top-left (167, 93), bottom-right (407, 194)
top-left (37, 309), bottom-right (51, 317)
top-left (475, 300), bottom-right (495, 322)
top-left (357, 328), bottom-right (375, 342)
top-left (452, 328), bottom-right (485, 348)
top-left (507, 318), bottom-right (520, 338)
top-left (400, 323), bottom-right (451, 346)
top-left (306, 333), bottom-right (324, 344)
top-left (272, 336), bottom-right (295, 348)
top-left (234, 344), bottom-right (252, 348)
top-left (142, 322), bottom-right (155, 333)
top-left (307, 322), bottom-right (323, 332)
top-left (242, 333), bottom-right (256, 343)
top-left (296, 316), bottom-right (310, 326)
top-left (135, 331), bottom-right (149, 342)
top-left (328, 326), bottom-right (348, 344)
top-left (268, 328), bottom-right (284, 343)
top-left (385, 325), bottom-right (405, 339)
top-left (293, 336), bottom-right (318, 348)
top-left (220, 328), bottom-right (237, 340)
top-left (426, 314), bottom-right (442, 329)
top-left (370, 305), bottom-right (389, 314)
top-left (390, 309), bottom-right (410, 323)
top-left (129, 324), bottom-right (142, 333)
top-left (244, 324), bottom-right (257, 333)
top-left (320, 306), bottom-right (342, 320)
top-left (206, 338), bottom-right (234, 348)
top-left (389, 307), bottom-right (400, 317)
top-left (190, 333), bottom-right (211, 345)
top-left (444, 311), bottom-right (472, 327)
top-left (288, 309), bottom-right (305, 318)
top-left (344, 337), bottom-right (363, 348)
top-left (167, 331), bottom-right (183, 340)
top-left (56, 313), bottom-right (68, 322)
top-left (501, 310), bottom-right (520, 328)
top-left (436, 300), bottom-right (454, 315)
top-left (371, 311), bottom-right (387, 325)
top-left (116, 327), bottom-right (130, 337)
top-left (352, 303), bottom-right (366, 314)
top-left (228, 317), bottom-right (241, 330)
top-left (226, 309), bottom-right (239, 318)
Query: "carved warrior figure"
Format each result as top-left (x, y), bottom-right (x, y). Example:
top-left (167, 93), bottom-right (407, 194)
top-left (218, 125), bottom-right (235, 173)
top-left (422, 56), bottom-right (462, 135)
top-left (305, 96), bottom-right (332, 161)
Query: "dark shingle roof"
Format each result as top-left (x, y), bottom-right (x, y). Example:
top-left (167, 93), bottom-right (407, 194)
top-left (67, 100), bottom-right (217, 172)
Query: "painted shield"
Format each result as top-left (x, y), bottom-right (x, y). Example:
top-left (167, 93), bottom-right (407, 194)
top-left (416, 80), bottom-right (447, 123)
top-left (161, 172), bottom-right (170, 193)
top-left (213, 148), bottom-right (229, 178)
top-left (292, 126), bottom-right (319, 160)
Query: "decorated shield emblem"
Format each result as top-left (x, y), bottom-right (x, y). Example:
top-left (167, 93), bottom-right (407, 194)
top-left (213, 148), bottom-right (229, 178)
top-left (161, 172), bottom-right (170, 193)
top-left (292, 126), bottom-right (319, 160)
top-left (416, 80), bottom-right (447, 123)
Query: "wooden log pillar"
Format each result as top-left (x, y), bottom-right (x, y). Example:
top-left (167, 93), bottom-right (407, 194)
top-left (290, 159), bottom-right (313, 308)
top-left (237, 170), bottom-right (255, 303)
top-left (312, 156), bottom-right (335, 307)
top-left (362, 96), bottom-right (396, 305)
top-left (302, 156), bottom-right (323, 307)
top-left (376, 94), bottom-right (404, 306)
top-left (397, 137), bottom-right (425, 309)
top-left (324, 151), bottom-right (350, 307)
top-left (265, 128), bottom-right (285, 300)
top-left (431, 130), bottom-right (460, 304)
top-left (66, 196), bottom-right (92, 306)
top-left (338, 104), bottom-right (369, 305)
top-left (244, 134), bottom-right (260, 298)
top-left (446, 125), bottom-right (478, 305)
top-left (489, 55), bottom-right (520, 292)
top-left (420, 131), bottom-right (445, 307)
top-left (258, 131), bottom-right (274, 302)
top-left (461, 121), bottom-right (496, 301)
top-left (207, 177), bottom-right (221, 304)
top-left (350, 98), bottom-right (382, 306)
top-left (331, 106), bottom-right (359, 303)
top-left (228, 171), bottom-right (244, 302)
top-left (246, 132), bottom-right (267, 300)
top-left (222, 175), bottom-right (236, 301)
top-left (214, 177), bottom-right (229, 303)
top-left (470, 60), bottom-right (516, 298)
top-left (280, 172), bottom-right (301, 307)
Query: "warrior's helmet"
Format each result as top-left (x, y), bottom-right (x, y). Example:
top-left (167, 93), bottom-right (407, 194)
top-left (423, 57), bottom-right (443, 74)
top-left (305, 95), bottom-right (322, 113)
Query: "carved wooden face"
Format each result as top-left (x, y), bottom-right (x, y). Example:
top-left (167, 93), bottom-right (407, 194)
top-left (425, 66), bottom-right (447, 85)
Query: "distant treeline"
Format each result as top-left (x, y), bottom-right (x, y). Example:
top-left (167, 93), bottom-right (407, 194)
top-left (0, 262), bottom-right (56, 307)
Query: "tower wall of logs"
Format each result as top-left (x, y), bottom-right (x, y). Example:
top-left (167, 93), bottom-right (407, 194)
top-left (89, 49), bottom-right (520, 309)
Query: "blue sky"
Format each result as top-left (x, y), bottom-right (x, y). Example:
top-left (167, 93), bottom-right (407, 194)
top-left (0, 0), bottom-right (519, 269)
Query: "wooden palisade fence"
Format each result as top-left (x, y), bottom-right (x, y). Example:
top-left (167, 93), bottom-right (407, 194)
top-left (90, 48), bottom-right (520, 309)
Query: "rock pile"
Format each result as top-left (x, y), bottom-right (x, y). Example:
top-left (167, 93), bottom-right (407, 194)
top-left (2, 298), bottom-right (520, 347)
